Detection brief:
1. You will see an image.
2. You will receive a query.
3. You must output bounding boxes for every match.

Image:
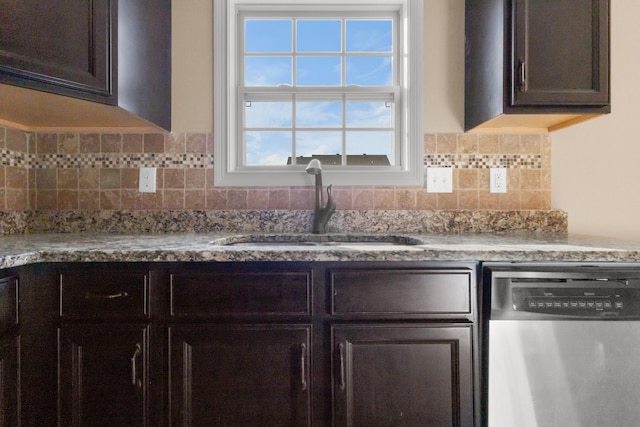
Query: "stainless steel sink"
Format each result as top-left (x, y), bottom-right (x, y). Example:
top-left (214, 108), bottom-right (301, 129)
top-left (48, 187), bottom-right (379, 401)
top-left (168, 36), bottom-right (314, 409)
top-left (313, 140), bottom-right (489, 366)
top-left (210, 234), bottom-right (423, 247)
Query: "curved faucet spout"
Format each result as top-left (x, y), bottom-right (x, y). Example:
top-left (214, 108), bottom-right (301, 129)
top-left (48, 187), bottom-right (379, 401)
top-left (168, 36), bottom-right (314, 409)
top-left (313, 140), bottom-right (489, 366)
top-left (305, 159), bottom-right (336, 234)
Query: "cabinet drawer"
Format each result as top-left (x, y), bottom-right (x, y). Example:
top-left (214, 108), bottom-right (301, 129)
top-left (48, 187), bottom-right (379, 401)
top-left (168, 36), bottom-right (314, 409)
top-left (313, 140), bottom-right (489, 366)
top-left (59, 269), bottom-right (149, 319)
top-left (0, 276), bottom-right (18, 334)
top-left (330, 269), bottom-right (472, 316)
top-left (170, 271), bottom-right (311, 317)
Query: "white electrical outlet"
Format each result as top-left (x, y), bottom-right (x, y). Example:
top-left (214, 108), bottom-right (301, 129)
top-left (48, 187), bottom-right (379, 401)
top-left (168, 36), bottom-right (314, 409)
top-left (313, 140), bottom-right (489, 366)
top-left (426, 167), bottom-right (453, 193)
top-left (490, 168), bottom-right (507, 193)
top-left (139, 167), bottom-right (157, 193)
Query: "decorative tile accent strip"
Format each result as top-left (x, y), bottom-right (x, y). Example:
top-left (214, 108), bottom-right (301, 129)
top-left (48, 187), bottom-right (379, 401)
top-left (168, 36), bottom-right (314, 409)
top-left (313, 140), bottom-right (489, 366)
top-left (31, 153), bottom-right (214, 169)
top-left (24, 209), bottom-right (568, 234)
top-left (424, 154), bottom-right (542, 169)
top-left (0, 149), bottom-right (30, 168)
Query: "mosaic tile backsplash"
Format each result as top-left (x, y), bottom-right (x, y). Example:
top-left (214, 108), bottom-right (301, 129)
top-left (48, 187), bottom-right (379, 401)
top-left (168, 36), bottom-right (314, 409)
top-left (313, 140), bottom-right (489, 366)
top-left (0, 127), bottom-right (551, 211)
top-left (0, 125), bottom-right (560, 234)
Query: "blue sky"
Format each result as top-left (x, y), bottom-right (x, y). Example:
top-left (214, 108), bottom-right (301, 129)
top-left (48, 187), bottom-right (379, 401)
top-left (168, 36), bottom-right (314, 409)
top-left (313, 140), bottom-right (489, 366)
top-left (243, 18), bottom-right (394, 166)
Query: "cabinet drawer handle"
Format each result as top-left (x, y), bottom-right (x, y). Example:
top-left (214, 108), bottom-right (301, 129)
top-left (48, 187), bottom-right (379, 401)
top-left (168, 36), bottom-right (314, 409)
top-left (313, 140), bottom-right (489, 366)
top-left (131, 343), bottom-right (142, 388)
top-left (338, 343), bottom-right (346, 391)
top-left (300, 343), bottom-right (308, 392)
top-left (84, 291), bottom-right (129, 300)
top-left (518, 59), bottom-right (526, 92)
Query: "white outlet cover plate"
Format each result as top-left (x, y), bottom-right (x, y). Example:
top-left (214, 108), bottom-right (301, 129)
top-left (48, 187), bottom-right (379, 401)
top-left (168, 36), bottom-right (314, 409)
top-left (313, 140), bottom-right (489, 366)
top-left (139, 167), bottom-right (157, 193)
top-left (490, 167), bottom-right (507, 193)
top-left (426, 167), bottom-right (453, 193)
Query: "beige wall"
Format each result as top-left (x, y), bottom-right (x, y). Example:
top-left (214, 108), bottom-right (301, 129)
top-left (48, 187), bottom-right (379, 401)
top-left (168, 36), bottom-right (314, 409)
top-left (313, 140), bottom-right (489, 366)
top-left (171, 0), bottom-right (466, 133)
top-left (552, 0), bottom-right (640, 240)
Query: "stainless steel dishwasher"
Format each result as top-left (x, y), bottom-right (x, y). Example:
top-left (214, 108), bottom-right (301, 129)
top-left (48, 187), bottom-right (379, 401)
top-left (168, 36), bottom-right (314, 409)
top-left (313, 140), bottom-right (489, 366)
top-left (483, 263), bottom-right (640, 427)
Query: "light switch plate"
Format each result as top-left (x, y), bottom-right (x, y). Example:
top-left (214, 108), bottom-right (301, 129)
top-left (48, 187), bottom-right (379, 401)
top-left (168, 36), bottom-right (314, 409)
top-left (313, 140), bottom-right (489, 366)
top-left (139, 167), bottom-right (157, 193)
top-left (426, 167), bottom-right (453, 193)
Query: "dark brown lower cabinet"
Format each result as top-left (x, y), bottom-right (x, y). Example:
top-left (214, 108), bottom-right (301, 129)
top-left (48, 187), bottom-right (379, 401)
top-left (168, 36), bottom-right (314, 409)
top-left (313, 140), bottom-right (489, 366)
top-left (58, 324), bottom-right (151, 427)
top-left (0, 335), bottom-right (20, 426)
top-left (332, 325), bottom-right (475, 427)
top-left (169, 324), bottom-right (311, 426)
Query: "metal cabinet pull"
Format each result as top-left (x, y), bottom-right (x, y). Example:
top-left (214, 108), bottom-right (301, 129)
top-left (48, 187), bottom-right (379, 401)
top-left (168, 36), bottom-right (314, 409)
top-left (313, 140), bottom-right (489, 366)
top-left (84, 291), bottom-right (129, 300)
top-left (338, 343), bottom-right (346, 391)
top-left (131, 343), bottom-right (142, 388)
top-left (300, 343), bottom-right (307, 392)
top-left (518, 59), bottom-right (526, 92)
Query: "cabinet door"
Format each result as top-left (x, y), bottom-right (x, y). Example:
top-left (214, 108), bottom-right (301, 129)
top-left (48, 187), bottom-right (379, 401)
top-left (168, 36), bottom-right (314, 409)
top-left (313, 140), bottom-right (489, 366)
top-left (0, 0), bottom-right (115, 103)
top-left (511, 0), bottom-right (609, 106)
top-left (58, 324), bottom-right (151, 427)
top-left (333, 325), bottom-right (475, 427)
top-left (0, 335), bottom-right (19, 427)
top-left (169, 325), bottom-right (311, 426)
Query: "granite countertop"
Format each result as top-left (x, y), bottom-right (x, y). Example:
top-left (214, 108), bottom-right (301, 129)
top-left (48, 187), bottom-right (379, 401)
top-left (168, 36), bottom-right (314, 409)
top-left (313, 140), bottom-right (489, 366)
top-left (2, 231), bottom-right (640, 269)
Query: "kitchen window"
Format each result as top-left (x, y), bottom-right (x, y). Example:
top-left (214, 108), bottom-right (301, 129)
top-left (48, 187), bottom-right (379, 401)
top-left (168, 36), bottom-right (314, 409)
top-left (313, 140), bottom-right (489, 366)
top-left (214, 0), bottom-right (423, 186)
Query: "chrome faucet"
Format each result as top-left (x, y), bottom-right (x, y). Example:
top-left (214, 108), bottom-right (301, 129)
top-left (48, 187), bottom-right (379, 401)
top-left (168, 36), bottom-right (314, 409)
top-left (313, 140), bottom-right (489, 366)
top-left (305, 159), bottom-right (336, 234)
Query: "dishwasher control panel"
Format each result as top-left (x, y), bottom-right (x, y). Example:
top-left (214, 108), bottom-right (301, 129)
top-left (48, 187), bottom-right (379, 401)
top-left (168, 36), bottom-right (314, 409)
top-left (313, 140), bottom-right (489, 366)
top-left (512, 287), bottom-right (640, 316)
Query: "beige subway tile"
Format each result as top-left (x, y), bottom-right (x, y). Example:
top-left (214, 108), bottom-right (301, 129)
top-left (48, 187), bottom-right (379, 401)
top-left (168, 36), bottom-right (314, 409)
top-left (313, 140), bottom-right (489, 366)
top-left (185, 190), bottom-right (207, 210)
top-left (206, 189), bottom-right (227, 209)
top-left (506, 169), bottom-right (520, 191)
top-left (57, 190), bottom-right (79, 210)
top-left (143, 134), bottom-right (165, 153)
top-left (457, 169), bottom-right (478, 190)
top-left (186, 133), bottom-right (207, 153)
top-left (59, 133), bottom-right (79, 154)
top-left (373, 187), bottom-right (395, 209)
top-left (79, 169), bottom-right (100, 189)
top-left (290, 187), bottom-right (315, 210)
top-left (247, 189), bottom-right (269, 209)
top-left (163, 190), bottom-right (185, 209)
top-left (541, 169), bottom-right (552, 190)
top-left (101, 134), bottom-right (122, 153)
top-left (6, 128), bottom-right (28, 152)
top-left (352, 187), bottom-right (374, 210)
top-left (268, 188), bottom-right (291, 209)
top-left (185, 169), bottom-right (206, 189)
top-left (0, 189), bottom-right (5, 210)
top-left (36, 169), bottom-right (56, 189)
top-left (164, 169), bottom-right (185, 189)
top-left (522, 190), bottom-right (551, 210)
top-left (395, 188), bottom-right (417, 209)
top-left (520, 169), bottom-right (541, 190)
top-left (142, 192), bottom-right (163, 210)
top-left (6, 189), bottom-right (28, 210)
top-left (6, 167), bottom-right (27, 189)
top-left (80, 134), bottom-right (101, 153)
top-left (330, 187), bottom-right (352, 210)
top-left (121, 168), bottom-right (139, 189)
top-left (78, 190), bottom-right (101, 210)
top-left (499, 191), bottom-right (521, 210)
top-left (206, 133), bottom-right (214, 154)
top-left (57, 169), bottom-right (78, 189)
top-left (478, 134), bottom-right (500, 154)
top-left (121, 189), bottom-right (142, 210)
top-left (36, 133), bottom-right (58, 154)
top-left (227, 188), bottom-right (248, 209)
top-left (166, 133), bottom-right (186, 154)
top-left (100, 169), bottom-right (121, 189)
top-left (424, 134), bottom-right (437, 153)
top-left (436, 134), bottom-right (457, 153)
top-left (36, 189), bottom-right (57, 210)
top-left (458, 134), bottom-right (478, 154)
top-left (436, 192), bottom-right (457, 210)
top-left (123, 134), bottom-right (143, 153)
top-left (520, 134), bottom-right (542, 153)
top-left (478, 193), bottom-right (499, 210)
top-left (458, 190), bottom-right (479, 210)
top-left (0, 165), bottom-right (4, 187)
top-left (499, 134), bottom-right (522, 154)
top-left (100, 190), bottom-right (121, 210)
top-left (416, 189), bottom-right (437, 210)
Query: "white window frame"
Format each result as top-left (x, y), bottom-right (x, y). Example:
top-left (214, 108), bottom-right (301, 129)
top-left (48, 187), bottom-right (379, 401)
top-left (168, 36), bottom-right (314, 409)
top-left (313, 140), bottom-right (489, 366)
top-left (214, 0), bottom-right (423, 187)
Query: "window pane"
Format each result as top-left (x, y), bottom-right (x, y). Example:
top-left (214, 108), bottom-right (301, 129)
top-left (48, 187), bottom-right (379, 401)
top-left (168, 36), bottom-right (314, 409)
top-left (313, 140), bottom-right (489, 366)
top-left (346, 20), bottom-right (392, 52)
top-left (297, 20), bottom-right (341, 52)
top-left (296, 131), bottom-right (342, 158)
top-left (296, 57), bottom-right (341, 86)
top-left (245, 57), bottom-right (292, 86)
top-left (245, 20), bottom-right (292, 53)
top-left (296, 101), bottom-right (342, 127)
top-left (346, 56), bottom-right (392, 86)
top-left (346, 101), bottom-right (391, 127)
top-left (346, 131), bottom-right (393, 165)
top-left (245, 101), bottom-right (292, 128)
top-left (246, 131), bottom-right (292, 165)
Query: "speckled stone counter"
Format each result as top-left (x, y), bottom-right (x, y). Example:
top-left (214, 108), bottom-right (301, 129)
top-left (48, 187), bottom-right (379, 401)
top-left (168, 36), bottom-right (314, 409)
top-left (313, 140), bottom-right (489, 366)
top-left (2, 231), bottom-right (640, 269)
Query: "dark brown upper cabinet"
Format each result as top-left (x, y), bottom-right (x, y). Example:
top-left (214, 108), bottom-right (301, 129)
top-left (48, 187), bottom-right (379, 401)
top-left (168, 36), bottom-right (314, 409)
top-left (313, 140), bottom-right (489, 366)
top-left (465, 0), bottom-right (610, 132)
top-left (0, 0), bottom-right (171, 131)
